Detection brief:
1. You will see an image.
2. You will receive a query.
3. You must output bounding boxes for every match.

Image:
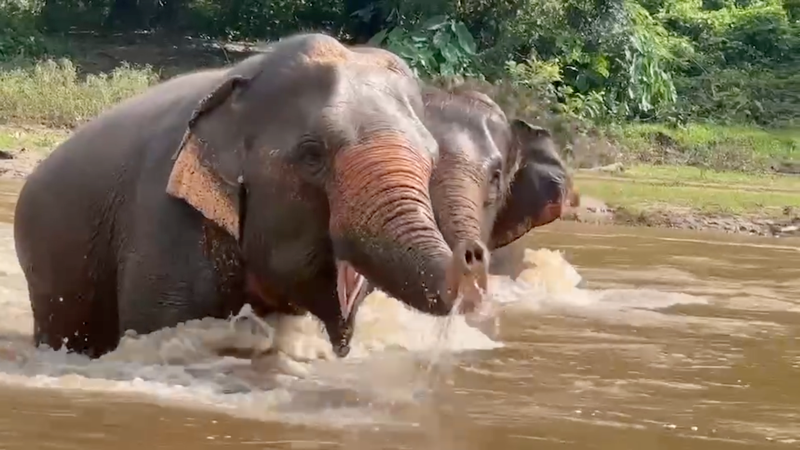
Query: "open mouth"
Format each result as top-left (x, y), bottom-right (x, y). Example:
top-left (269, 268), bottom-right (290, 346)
top-left (336, 261), bottom-right (367, 320)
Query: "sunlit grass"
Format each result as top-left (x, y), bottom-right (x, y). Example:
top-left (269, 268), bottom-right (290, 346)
top-left (575, 164), bottom-right (800, 217)
top-left (0, 125), bottom-right (69, 154)
top-left (618, 123), bottom-right (800, 171)
top-left (0, 58), bottom-right (158, 128)
top-left (596, 164), bottom-right (800, 191)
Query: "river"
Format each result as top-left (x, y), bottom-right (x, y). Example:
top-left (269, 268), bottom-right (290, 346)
top-left (0, 178), bottom-right (798, 449)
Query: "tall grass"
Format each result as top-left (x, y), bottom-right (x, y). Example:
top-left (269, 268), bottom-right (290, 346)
top-left (0, 59), bottom-right (157, 128)
top-left (618, 123), bottom-right (800, 171)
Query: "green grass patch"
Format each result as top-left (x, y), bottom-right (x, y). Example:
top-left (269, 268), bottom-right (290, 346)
top-left (575, 164), bottom-right (800, 217)
top-left (593, 164), bottom-right (800, 192)
top-left (0, 58), bottom-right (158, 128)
top-left (0, 125), bottom-right (69, 154)
top-left (617, 123), bottom-right (800, 172)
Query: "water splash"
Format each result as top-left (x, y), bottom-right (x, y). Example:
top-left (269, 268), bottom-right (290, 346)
top-left (0, 246), bottom-right (613, 427)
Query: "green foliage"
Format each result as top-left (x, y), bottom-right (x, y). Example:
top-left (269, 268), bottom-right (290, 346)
top-left (0, 0), bottom-right (49, 61)
top-left (368, 15), bottom-right (481, 79)
top-left (674, 67), bottom-right (800, 126)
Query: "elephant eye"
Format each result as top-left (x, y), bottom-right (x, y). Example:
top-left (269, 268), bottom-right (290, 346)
top-left (486, 168), bottom-right (503, 205)
top-left (300, 141), bottom-right (326, 169)
top-left (490, 169), bottom-right (502, 187)
top-left (295, 138), bottom-right (328, 183)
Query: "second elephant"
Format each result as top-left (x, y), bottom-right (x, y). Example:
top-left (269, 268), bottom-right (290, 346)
top-left (424, 84), bottom-right (579, 257)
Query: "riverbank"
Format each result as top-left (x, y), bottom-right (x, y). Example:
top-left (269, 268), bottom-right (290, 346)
top-left (0, 124), bottom-right (797, 237)
top-left (568, 166), bottom-right (800, 238)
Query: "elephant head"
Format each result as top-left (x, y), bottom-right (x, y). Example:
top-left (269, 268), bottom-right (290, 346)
top-left (422, 85), bottom-right (580, 253)
top-left (165, 34), bottom-right (488, 356)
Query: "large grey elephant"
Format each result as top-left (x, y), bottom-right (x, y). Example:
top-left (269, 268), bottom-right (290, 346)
top-left (13, 33), bottom-right (488, 359)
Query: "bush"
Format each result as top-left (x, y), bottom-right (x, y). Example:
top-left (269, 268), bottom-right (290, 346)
top-left (0, 59), bottom-right (158, 127)
top-left (674, 67), bottom-right (800, 127)
top-left (0, 0), bottom-right (49, 61)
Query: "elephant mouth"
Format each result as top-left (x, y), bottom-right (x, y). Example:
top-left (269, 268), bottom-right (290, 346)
top-left (537, 182), bottom-right (580, 226)
top-left (337, 261), bottom-right (367, 320)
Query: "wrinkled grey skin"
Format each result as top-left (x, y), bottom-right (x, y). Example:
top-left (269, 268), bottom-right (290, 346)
top-left (13, 33), bottom-right (487, 359)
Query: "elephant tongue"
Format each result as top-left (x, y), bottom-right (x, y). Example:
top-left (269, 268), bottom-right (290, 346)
top-left (336, 261), bottom-right (365, 320)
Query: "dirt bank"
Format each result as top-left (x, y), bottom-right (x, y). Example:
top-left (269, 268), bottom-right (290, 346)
top-left (0, 150), bottom-right (41, 180)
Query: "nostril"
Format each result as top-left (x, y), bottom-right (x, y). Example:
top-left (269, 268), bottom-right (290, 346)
top-left (473, 245), bottom-right (484, 263)
top-left (462, 239), bottom-right (488, 267)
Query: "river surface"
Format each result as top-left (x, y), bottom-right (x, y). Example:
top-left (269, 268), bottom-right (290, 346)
top-left (0, 178), bottom-right (798, 449)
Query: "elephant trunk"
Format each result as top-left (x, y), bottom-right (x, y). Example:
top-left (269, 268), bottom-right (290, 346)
top-left (329, 133), bottom-right (479, 318)
top-left (430, 159), bottom-right (485, 249)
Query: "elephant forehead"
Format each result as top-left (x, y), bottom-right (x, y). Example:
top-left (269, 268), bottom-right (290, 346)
top-left (441, 121), bottom-right (503, 165)
top-left (300, 36), bottom-right (350, 65)
top-left (319, 80), bottom-right (438, 159)
top-left (301, 37), bottom-right (412, 78)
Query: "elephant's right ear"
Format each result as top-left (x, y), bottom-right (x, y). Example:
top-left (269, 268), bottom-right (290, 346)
top-left (166, 75), bottom-right (250, 241)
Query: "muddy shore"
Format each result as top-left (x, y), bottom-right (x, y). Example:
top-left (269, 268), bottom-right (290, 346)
top-left (1, 149), bottom-right (798, 238)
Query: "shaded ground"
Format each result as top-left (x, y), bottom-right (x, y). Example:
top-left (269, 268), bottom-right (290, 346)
top-left (50, 31), bottom-right (260, 78)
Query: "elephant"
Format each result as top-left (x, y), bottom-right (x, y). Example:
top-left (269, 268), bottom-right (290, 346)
top-left (422, 84), bottom-right (580, 256)
top-left (13, 33), bottom-right (489, 360)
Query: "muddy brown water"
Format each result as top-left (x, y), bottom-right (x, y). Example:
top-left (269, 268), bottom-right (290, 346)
top-left (0, 178), bottom-right (798, 449)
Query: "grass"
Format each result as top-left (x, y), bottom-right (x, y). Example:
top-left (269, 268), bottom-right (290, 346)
top-left (0, 58), bottom-right (158, 128)
top-left (0, 125), bottom-right (68, 154)
top-left (575, 164), bottom-right (800, 218)
top-left (617, 123), bottom-right (800, 172)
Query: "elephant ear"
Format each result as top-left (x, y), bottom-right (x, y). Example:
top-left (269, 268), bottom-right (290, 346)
top-left (488, 119), bottom-right (557, 250)
top-left (166, 75), bottom-right (250, 241)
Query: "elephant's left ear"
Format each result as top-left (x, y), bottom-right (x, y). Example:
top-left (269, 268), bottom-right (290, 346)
top-left (166, 75), bottom-right (251, 241)
top-left (511, 119), bottom-right (551, 144)
top-left (502, 119), bottom-right (551, 176)
top-left (489, 120), bottom-right (560, 250)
